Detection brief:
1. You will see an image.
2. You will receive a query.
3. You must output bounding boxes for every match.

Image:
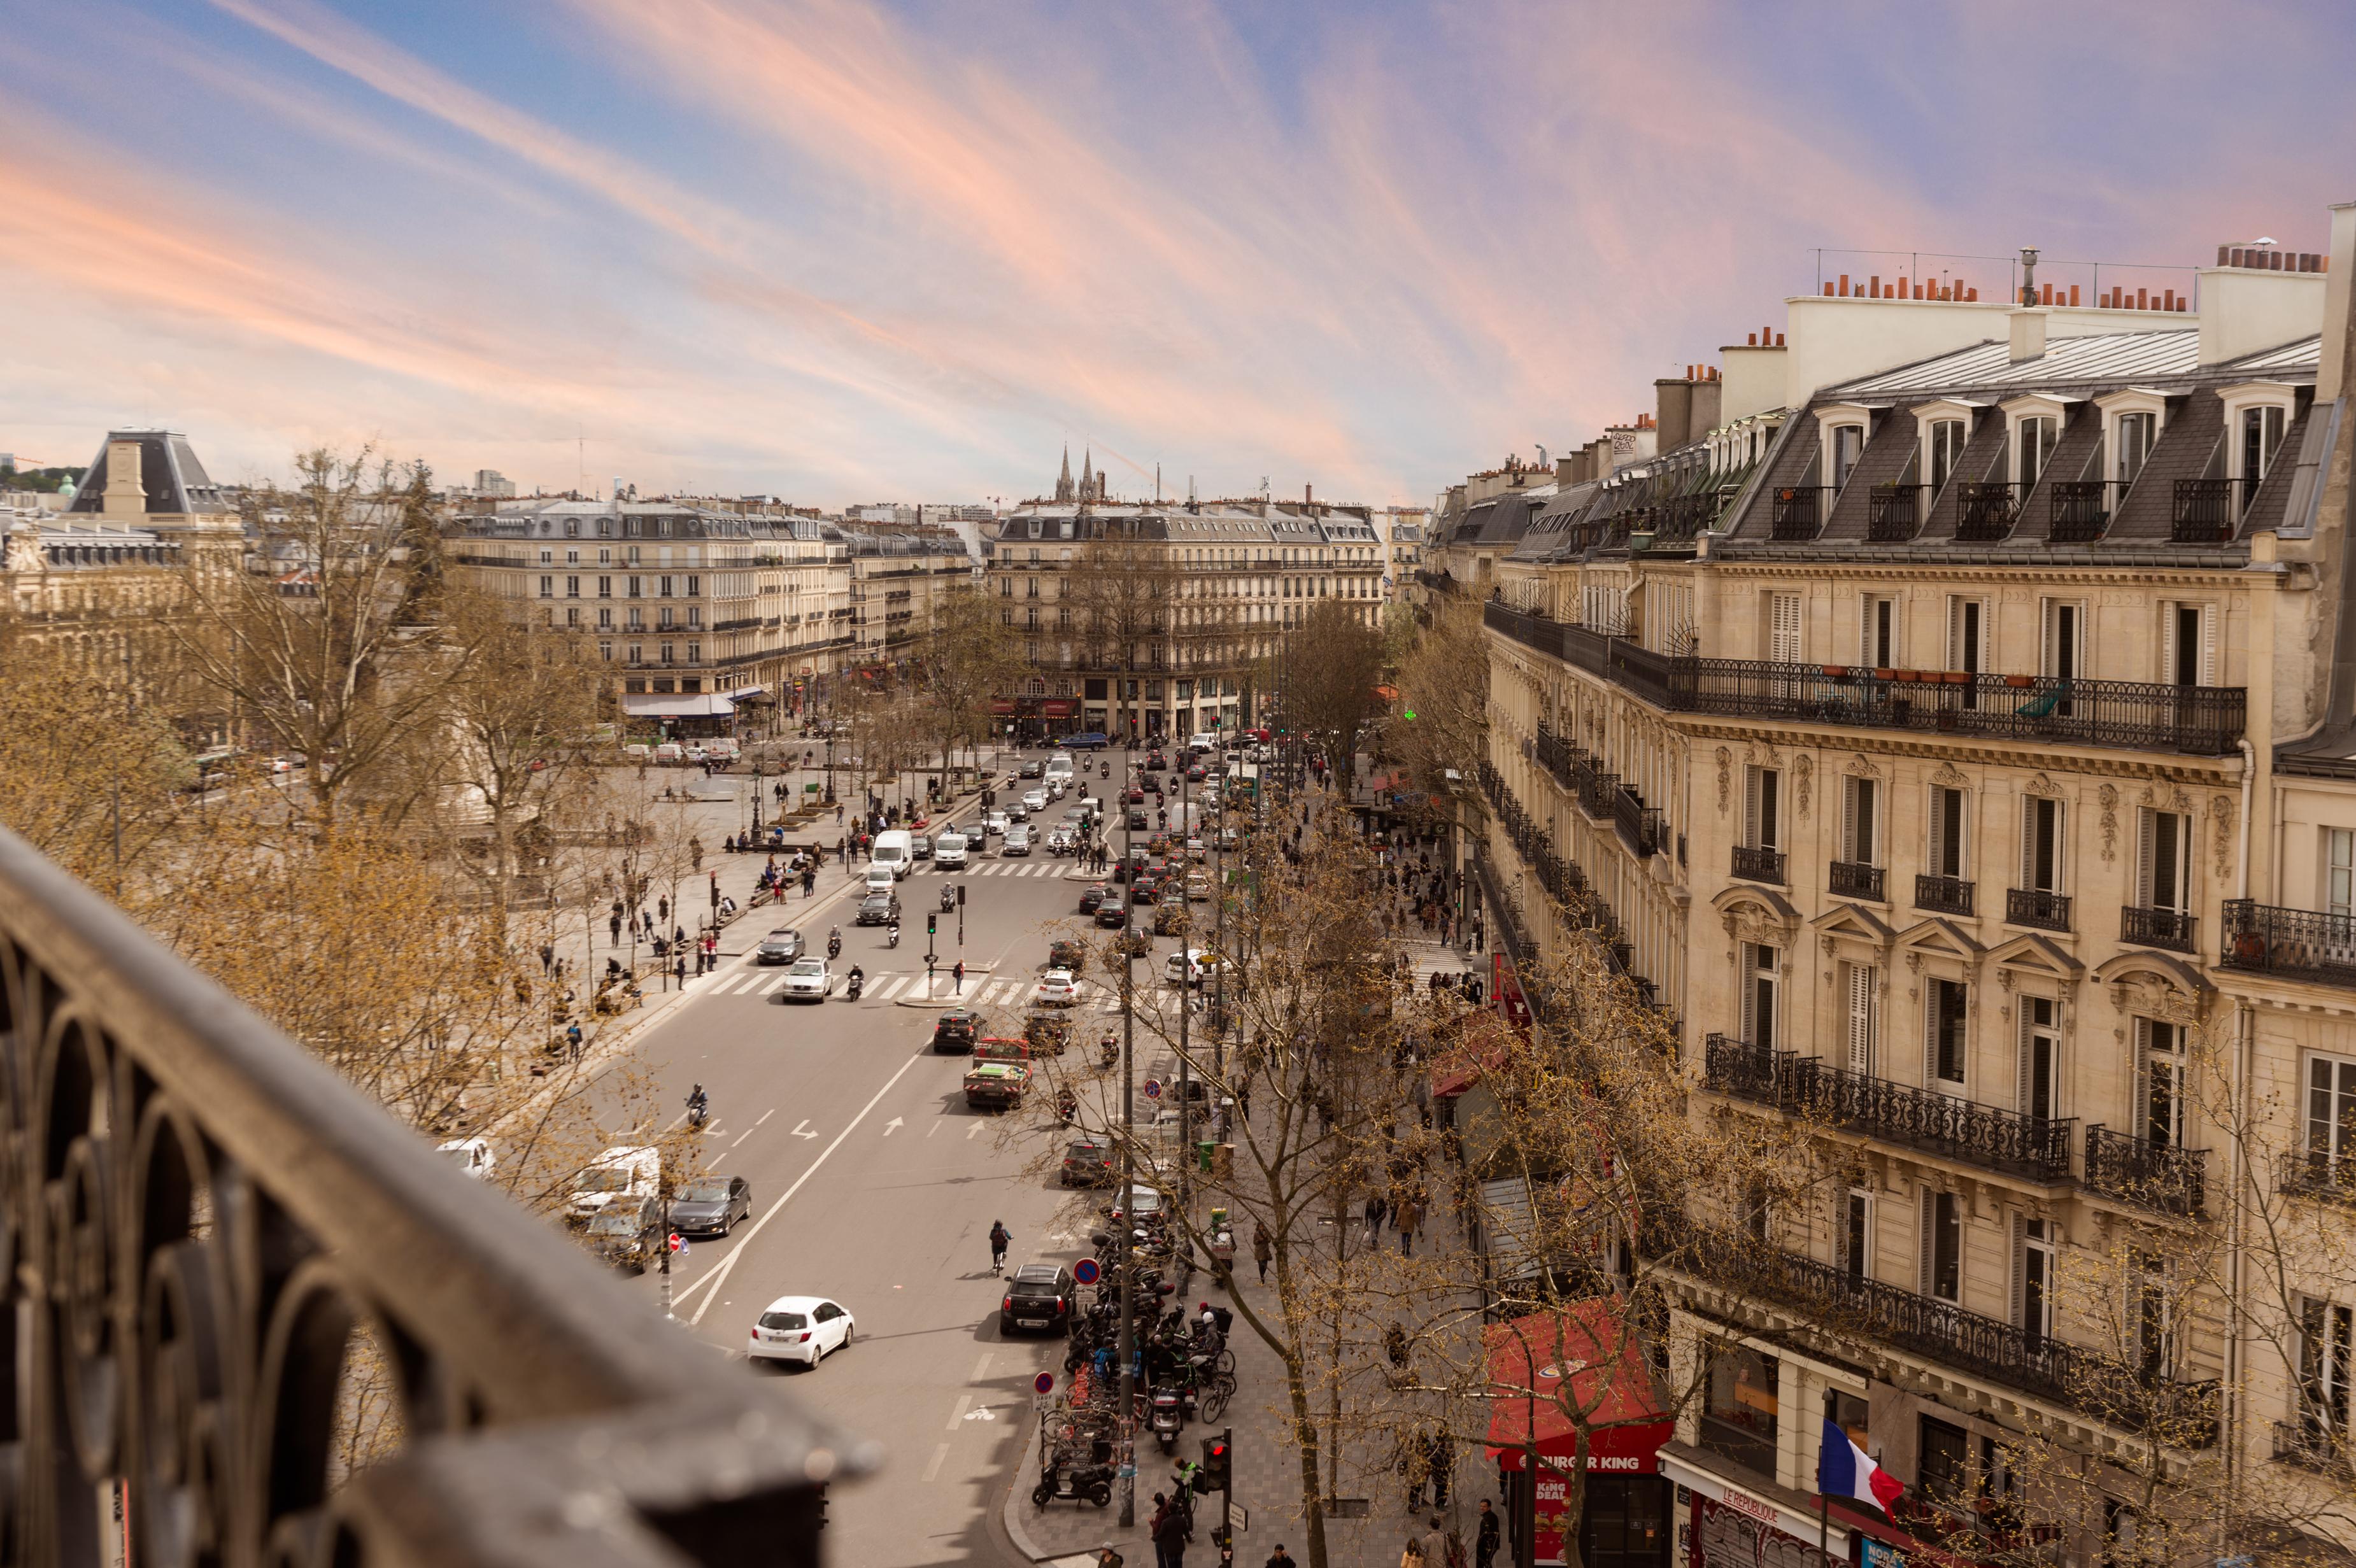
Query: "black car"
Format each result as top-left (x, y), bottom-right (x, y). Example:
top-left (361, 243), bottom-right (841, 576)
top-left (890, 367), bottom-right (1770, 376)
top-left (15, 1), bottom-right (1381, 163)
top-left (1153, 902), bottom-right (1188, 936)
top-left (755, 928), bottom-right (804, 965)
top-left (855, 891), bottom-right (901, 926)
top-left (1060, 1138), bottom-right (1116, 1187)
top-left (932, 1008), bottom-right (981, 1053)
top-left (1142, 753), bottom-right (1167, 772)
top-left (1114, 921), bottom-right (1153, 957)
top-left (999, 1262), bottom-right (1077, 1334)
top-left (1184, 764), bottom-right (1206, 783)
top-left (1078, 882), bottom-right (1111, 915)
top-left (1126, 808), bottom-right (1149, 831)
top-left (671, 1175), bottom-right (751, 1237)
top-left (1048, 938), bottom-right (1089, 971)
top-left (911, 835), bottom-right (933, 861)
top-left (1093, 902), bottom-right (1128, 930)
top-left (1130, 878), bottom-right (1158, 905)
top-left (1019, 760), bottom-right (1044, 779)
top-left (582, 1195), bottom-right (663, 1273)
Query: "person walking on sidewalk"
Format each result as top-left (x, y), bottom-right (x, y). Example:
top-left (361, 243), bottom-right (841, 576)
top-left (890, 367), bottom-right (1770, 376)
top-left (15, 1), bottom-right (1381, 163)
top-left (1252, 1222), bottom-right (1272, 1283)
top-left (1399, 1195), bottom-right (1426, 1258)
top-left (1363, 1191), bottom-right (1388, 1248)
top-left (1151, 1490), bottom-right (1192, 1567)
top-left (988, 1219), bottom-right (1010, 1273)
top-left (1475, 1502), bottom-right (1501, 1568)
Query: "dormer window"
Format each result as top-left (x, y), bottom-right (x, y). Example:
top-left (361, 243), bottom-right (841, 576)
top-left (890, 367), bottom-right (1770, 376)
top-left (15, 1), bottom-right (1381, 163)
top-left (1927, 420), bottom-right (1966, 492)
top-left (1831, 425), bottom-right (1865, 491)
top-left (2117, 413), bottom-right (2156, 485)
top-left (2013, 416), bottom-right (2058, 489)
top-left (2239, 405), bottom-right (2287, 495)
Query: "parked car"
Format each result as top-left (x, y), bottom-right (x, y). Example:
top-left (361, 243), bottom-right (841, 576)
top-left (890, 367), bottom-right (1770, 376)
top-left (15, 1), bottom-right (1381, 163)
top-left (854, 891), bottom-right (900, 926)
top-left (569, 1145), bottom-right (658, 1218)
top-left (999, 1262), bottom-right (1077, 1335)
top-left (781, 956), bottom-right (833, 1001)
top-left (755, 928), bottom-right (805, 965)
top-left (1060, 1138), bottom-right (1116, 1187)
top-left (748, 1296), bottom-right (856, 1367)
top-left (583, 1194), bottom-right (663, 1272)
top-left (671, 1175), bottom-right (752, 1237)
top-left (932, 1008), bottom-right (983, 1053)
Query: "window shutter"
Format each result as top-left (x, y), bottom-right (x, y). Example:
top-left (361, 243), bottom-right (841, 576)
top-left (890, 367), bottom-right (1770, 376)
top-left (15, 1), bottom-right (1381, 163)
top-left (1929, 789), bottom-right (1949, 875)
top-left (1744, 769), bottom-right (1761, 849)
top-left (2199, 604), bottom-right (2218, 686)
top-left (1849, 964), bottom-right (1875, 1074)
top-left (2020, 798), bottom-right (2037, 891)
top-left (1740, 947), bottom-right (1758, 1045)
top-left (1918, 1189), bottom-right (1936, 1297)
top-left (2136, 807), bottom-right (2157, 905)
top-left (2017, 1007), bottom-right (2034, 1117)
top-left (1948, 598), bottom-right (1966, 670)
top-left (2010, 1213), bottom-right (2028, 1329)
top-left (1841, 780), bottom-right (1858, 863)
top-left (1923, 983), bottom-right (1940, 1087)
top-left (1861, 599), bottom-right (1876, 666)
top-left (2133, 1018), bottom-right (2154, 1139)
top-left (2159, 604), bottom-right (2178, 686)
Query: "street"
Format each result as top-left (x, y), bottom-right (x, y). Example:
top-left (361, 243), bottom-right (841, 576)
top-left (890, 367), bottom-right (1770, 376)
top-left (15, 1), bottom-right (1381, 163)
top-left (611, 751), bottom-right (1172, 1565)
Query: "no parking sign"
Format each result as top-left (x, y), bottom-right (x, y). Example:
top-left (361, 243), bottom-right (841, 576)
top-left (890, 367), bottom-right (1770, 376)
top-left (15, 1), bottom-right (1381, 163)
top-left (1074, 1258), bottom-right (1101, 1286)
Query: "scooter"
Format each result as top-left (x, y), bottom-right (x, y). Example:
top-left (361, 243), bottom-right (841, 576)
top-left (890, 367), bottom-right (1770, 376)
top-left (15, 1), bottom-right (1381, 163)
top-left (887, 923), bottom-right (900, 949)
top-left (1149, 1385), bottom-right (1184, 1451)
top-left (939, 887), bottom-right (956, 914)
top-left (846, 972), bottom-right (864, 1001)
top-left (1099, 1033), bottom-right (1119, 1068)
top-left (827, 928), bottom-right (842, 959)
top-left (1056, 1089), bottom-right (1079, 1125)
top-left (1032, 1458), bottom-right (1116, 1510)
top-left (686, 1094), bottom-right (709, 1130)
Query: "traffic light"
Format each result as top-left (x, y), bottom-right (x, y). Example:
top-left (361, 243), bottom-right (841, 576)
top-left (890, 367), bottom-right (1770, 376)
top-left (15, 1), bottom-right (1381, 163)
top-left (957, 884), bottom-right (967, 907)
top-left (927, 912), bottom-right (937, 935)
top-left (1198, 1434), bottom-right (1230, 1493)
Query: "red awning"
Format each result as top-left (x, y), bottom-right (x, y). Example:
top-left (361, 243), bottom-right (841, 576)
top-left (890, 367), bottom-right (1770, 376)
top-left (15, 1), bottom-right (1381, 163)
top-left (1044, 700), bottom-right (1075, 717)
top-left (990, 700), bottom-right (1016, 715)
top-left (1485, 1300), bottom-right (1673, 1473)
top-left (1431, 1012), bottom-right (1516, 1099)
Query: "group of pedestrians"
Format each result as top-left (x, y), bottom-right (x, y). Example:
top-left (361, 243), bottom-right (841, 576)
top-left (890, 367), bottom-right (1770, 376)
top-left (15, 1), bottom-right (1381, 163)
top-left (1361, 1187), bottom-right (1430, 1257)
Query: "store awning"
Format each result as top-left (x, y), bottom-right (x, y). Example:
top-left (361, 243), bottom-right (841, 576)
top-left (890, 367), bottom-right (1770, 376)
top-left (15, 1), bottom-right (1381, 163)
top-left (1484, 1300), bottom-right (1672, 1472)
top-left (621, 693), bottom-right (735, 718)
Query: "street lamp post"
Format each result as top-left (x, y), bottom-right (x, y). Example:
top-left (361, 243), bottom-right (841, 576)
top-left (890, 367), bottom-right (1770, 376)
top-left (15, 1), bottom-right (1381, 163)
top-left (1116, 749), bottom-right (1139, 1529)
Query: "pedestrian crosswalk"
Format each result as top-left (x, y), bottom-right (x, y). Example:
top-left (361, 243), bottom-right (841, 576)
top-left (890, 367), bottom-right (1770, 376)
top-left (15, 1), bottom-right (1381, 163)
top-left (693, 964), bottom-right (1152, 1015)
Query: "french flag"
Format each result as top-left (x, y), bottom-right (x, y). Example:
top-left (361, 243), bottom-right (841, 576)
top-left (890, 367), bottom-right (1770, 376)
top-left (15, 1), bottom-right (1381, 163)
top-left (1817, 1420), bottom-right (1903, 1513)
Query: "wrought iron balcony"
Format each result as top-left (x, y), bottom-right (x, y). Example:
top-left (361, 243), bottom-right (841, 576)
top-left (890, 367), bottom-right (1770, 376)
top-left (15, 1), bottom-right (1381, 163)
top-left (2220, 900), bottom-right (2356, 987)
top-left (2278, 1148), bottom-right (2356, 1206)
top-left (1770, 486), bottom-right (1829, 541)
top-left (1915, 873), bottom-right (1976, 916)
top-left (2007, 887), bottom-right (2073, 933)
top-left (1732, 845), bottom-right (1785, 885)
top-left (1955, 481), bottom-right (2020, 541)
top-left (1829, 860), bottom-right (1886, 901)
top-left (2171, 477), bottom-right (2252, 544)
top-left (2122, 904), bottom-right (2198, 954)
top-left (1645, 1214), bottom-right (2220, 1444)
top-left (1614, 786), bottom-right (1664, 858)
top-left (2084, 1126), bottom-right (2208, 1215)
top-left (0, 826), bottom-right (851, 1565)
top-left (2273, 1420), bottom-right (2355, 1479)
top-left (2047, 481), bottom-right (2113, 543)
top-left (1866, 485), bottom-right (1920, 542)
top-left (1654, 491), bottom-right (1721, 543)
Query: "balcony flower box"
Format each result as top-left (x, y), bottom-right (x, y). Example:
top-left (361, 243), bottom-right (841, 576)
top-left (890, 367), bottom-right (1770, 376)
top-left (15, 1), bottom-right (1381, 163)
top-left (1821, 665), bottom-right (1849, 679)
top-left (2005, 674), bottom-right (2035, 688)
top-left (1938, 670), bottom-right (1969, 685)
top-left (1894, 669), bottom-right (1922, 683)
top-left (1873, 667), bottom-right (1897, 681)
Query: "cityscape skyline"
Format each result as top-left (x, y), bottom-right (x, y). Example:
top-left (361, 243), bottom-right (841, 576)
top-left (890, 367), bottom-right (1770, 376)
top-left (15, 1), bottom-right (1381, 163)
top-left (3, 0), bottom-right (2353, 506)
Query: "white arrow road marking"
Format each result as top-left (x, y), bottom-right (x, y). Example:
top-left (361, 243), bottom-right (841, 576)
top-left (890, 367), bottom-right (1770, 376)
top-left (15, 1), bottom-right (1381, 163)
top-left (674, 1049), bottom-right (928, 1325)
top-left (882, 1117), bottom-right (905, 1136)
top-left (790, 1120), bottom-right (818, 1140)
top-left (967, 1122), bottom-right (983, 1140)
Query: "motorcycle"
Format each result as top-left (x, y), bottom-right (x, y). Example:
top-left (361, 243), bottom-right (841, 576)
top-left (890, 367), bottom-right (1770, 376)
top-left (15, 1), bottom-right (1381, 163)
top-left (1032, 1459), bottom-right (1116, 1510)
top-left (846, 972), bottom-right (864, 1001)
top-left (686, 1092), bottom-right (709, 1130)
top-left (1056, 1089), bottom-right (1079, 1125)
top-left (939, 886), bottom-right (956, 914)
top-left (1148, 1385), bottom-right (1184, 1451)
top-left (827, 928), bottom-right (842, 959)
top-left (1099, 762), bottom-right (1109, 779)
top-left (887, 923), bottom-right (900, 949)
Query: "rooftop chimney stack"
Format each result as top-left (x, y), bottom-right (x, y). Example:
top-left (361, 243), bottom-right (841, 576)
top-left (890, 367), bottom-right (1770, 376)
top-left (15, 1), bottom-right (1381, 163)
top-left (2019, 247), bottom-right (2041, 309)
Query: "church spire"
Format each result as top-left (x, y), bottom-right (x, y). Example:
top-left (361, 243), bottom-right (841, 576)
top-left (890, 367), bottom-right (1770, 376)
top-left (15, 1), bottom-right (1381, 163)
top-left (1081, 447), bottom-right (1097, 502)
top-left (1055, 444), bottom-right (1074, 502)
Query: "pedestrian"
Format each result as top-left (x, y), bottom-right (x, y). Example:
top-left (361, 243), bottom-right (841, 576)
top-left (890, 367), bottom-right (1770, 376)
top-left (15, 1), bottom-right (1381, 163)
top-left (657, 896), bottom-right (669, 924)
top-left (609, 912), bottom-right (623, 946)
top-left (954, 959), bottom-right (965, 994)
top-left (1151, 1489), bottom-right (1191, 1567)
top-left (835, 802), bottom-right (844, 825)
top-left (1420, 1516), bottom-right (1452, 1568)
top-left (1252, 1222), bottom-right (1273, 1284)
top-left (537, 942), bottom-right (554, 975)
top-left (1263, 1548), bottom-right (1296, 1568)
top-left (1398, 1534), bottom-right (1426, 1567)
top-left (1424, 1430), bottom-right (1452, 1506)
top-left (1475, 1501), bottom-right (1501, 1568)
top-left (1399, 1197), bottom-right (1424, 1258)
top-left (566, 1021), bottom-right (583, 1062)
top-left (1363, 1192), bottom-right (1388, 1247)
top-left (988, 1218), bottom-right (1010, 1273)
top-left (673, 955), bottom-right (686, 987)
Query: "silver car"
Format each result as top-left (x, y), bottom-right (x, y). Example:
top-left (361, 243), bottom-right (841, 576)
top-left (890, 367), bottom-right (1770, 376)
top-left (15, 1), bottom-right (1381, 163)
top-left (1004, 824), bottom-right (1033, 857)
top-left (781, 956), bottom-right (832, 1001)
top-left (1023, 788), bottom-right (1049, 813)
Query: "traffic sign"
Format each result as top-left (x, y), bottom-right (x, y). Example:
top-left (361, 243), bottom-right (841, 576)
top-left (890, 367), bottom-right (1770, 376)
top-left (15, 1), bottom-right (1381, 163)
top-left (1144, 1079), bottom-right (1162, 1100)
top-left (1074, 1258), bottom-right (1101, 1285)
top-left (667, 1233), bottom-right (683, 1253)
top-left (1033, 1371), bottom-right (1056, 1395)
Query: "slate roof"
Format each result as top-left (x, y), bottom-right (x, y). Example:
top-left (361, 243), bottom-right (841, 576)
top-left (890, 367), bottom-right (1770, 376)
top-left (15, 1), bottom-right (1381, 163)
top-left (65, 430), bottom-right (232, 516)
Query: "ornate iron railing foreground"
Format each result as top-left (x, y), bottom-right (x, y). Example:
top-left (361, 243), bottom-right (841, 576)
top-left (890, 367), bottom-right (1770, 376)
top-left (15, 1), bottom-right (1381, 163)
top-left (0, 825), bottom-right (856, 1567)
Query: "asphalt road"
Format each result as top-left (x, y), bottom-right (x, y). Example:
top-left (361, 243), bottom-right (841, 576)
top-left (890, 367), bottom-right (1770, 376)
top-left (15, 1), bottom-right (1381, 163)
top-left (612, 747), bottom-right (1210, 1565)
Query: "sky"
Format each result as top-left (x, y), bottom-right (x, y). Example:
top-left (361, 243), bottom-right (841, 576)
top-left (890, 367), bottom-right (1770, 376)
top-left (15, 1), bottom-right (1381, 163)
top-left (3, 1), bottom-right (2352, 509)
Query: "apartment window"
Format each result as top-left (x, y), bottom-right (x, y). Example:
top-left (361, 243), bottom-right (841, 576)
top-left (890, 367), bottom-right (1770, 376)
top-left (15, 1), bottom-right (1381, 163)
top-left (1027, 577), bottom-right (1040, 598)
top-left (1919, 1416), bottom-right (1970, 1504)
top-left (627, 545), bottom-right (641, 562)
top-left (2041, 599), bottom-right (2083, 683)
top-left (626, 607), bottom-right (643, 630)
top-left (538, 576), bottom-right (553, 599)
top-left (564, 547), bottom-right (579, 563)
top-left (564, 607), bottom-right (579, 627)
top-left (2239, 403), bottom-right (2289, 495)
top-left (627, 575), bottom-right (642, 598)
top-left (2327, 830), bottom-right (2356, 918)
top-left (1861, 594), bottom-right (1899, 667)
top-left (2019, 996), bottom-right (2059, 1120)
top-left (598, 576), bottom-right (612, 598)
top-left (999, 577), bottom-right (1012, 597)
top-left (1743, 767), bottom-right (1781, 851)
top-left (1926, 978), bottom-right (1968, 1089)
top-left (658, 642), bottom-right (675, 665)
top-left (2137, 807), bottom-right (2191, 913)
top-left (658, 607), bottom-right (675, 630)
top-left (2116, 411), bottom-right (2157, 486)
top-left (1741, 943), bottom-right (1778, 1053)
top-left (597, 521), bottom-right (611, 539)
top-left (626, 642), bottom-right (642, 665)
top-left (1700, 1346), bottom-right (1779, 1480)
top-left (1831, 424), bottom-right (1865, 491)
top-left (2137, 1018), bottom-right (2186, 1147)
top-left (2013, 1215), bottom-right (2056, 1344)
top-left (2021, 796), bottom-right (2066, 893)
top-left (1946, 597), bottom-right (1987, 683)
top-left (1841, 777), bottom-right (1878, 865)
top-left (686, 641), bottom-right (700, 664)
top-left (686, 607), bottom-right (701, 628)
top-left (597, 640), bottom-right (612, 662)
top-left (1842, 963), bottom-right (1877, 1075)
top-left (565, 576), bottom-right (580, 598)
top-left (2297, 1297), bottom-right (2353, 1443)
top-left (1025, 605), bottom-right (1039, 630)
top-left (2159, 602), bottom-right (2216, 686)
top-left (685, 575), bottom-right (700, 596)
top-left (1766, 592), bottom-right (1802, 664)
top-left (539, 549), bottom-right (553, 565)
top-left (1927, 419), bottom-right (1966, 493)
top-left (658, 576), bottom-right (674, 597)
top-left (1929, 786), bottom-right (1968, 878)
top-left (2013, 415), bottom-right (2059, 489)
top-left (1919, 1189), bottom-right (1962, 1303)
top-left (2134, 1255), bottom-right (2172, 1377)
top-left (1000, 605), bottom-right (1014, 626)
top-left (1839, 1189), bottom-right (1872, 1285)
top-left (596, 607), bottom-right (611, 630)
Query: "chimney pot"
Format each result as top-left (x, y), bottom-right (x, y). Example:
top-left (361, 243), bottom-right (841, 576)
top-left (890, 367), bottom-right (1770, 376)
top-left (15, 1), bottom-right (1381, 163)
top-left (1747, 332), bottom-right (1758, 346)
top-left (2218, 243), bottom-right (2231, 266)
top-left (2068, 284), bottom-right (2080, 306)
top-left (1775, 332), bottom-right (1785, 346)
top-left (1839, 272), bottom-right (1850, 297)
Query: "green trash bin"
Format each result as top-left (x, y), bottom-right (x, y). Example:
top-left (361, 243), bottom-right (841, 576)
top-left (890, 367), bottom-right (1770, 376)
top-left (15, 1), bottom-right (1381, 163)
top-left (1196, 1140), bottom-right (1217, 1173)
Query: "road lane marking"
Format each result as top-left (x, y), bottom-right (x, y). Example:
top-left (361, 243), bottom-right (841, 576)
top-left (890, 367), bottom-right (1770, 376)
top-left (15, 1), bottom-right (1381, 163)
top-left (755, 1108), bottom-right (776, 1127)
top-left (882, 1117), bottom-right (904, 1135)
top-left (732, 1126), bottom-right (756, 1147)
top-left (922, 1443), bottom-right (949, 1483)
top-left (789, 1120), bottom-right (817, 1140)
top-left (967, 1122), bottom-right (983, 1140)
top-left (673, 1048), bottom-right (931, 1324)
top-left (972, 1351), bottom-right (993, 1381)
top-left (927, 1121), bottom-right (940, 1137)
top-left (874, 976), bottom-right (909, 999)
top-left (946, 1394), bottom-right (972, 1430)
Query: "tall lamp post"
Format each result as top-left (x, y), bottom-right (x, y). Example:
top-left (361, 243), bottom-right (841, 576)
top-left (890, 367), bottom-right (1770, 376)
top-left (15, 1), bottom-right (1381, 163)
top-left (1116, 746), bottom-right (1139, 1528)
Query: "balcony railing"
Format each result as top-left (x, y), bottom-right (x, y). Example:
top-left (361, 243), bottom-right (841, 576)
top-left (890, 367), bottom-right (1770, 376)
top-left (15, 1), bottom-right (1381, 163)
top-left (2273, 1420), bottom-right (2355, 1479)
top-left (1915, 873), bottom-right (1976, 916)
top-left (2171, 477), bottom-right (2254, 544)
top-left (1705, 1036), bottom-right (2075, 1183)
top-left (2084, 1126), bottom-right (2208, 1215)
top-left (1771, 486), bottom-right (1829, 541)
top-left (2122, 904), bottom-right (2198, 954)
top-left (1955, 481), bottom-right (2020, 541)
top-left (0, 826), bottom-right (848, 1564)
top-left (1647, 1212), bottom-right (2219, 1443)
top-left (1867, 485), bottom-right (1920, 542)
top-left (1614, 786), bottom-right (1664, 858)
top-left (2007, 887), bottom-right (2073, 933)
top-left (2047, 481), bottom-right (2113, 543)
top-left (2277, 1148), bottom-right (2356, 1206)
top-left (1483, 603), bottom-right (2248, 756)
top-left (1829, 860), bottom-right (1886, 901)
top-left (2220, 899), bottom-right (2356, 986)
top-left (1732, 845), bottom-right (1785, 885)
top-left (1654, 491), bottom-right (1721, 543)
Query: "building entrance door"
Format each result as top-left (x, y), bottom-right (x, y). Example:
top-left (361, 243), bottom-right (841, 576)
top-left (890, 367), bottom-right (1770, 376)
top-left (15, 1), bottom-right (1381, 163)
top-left (1580, 1475), bottom-right (1670, 1568)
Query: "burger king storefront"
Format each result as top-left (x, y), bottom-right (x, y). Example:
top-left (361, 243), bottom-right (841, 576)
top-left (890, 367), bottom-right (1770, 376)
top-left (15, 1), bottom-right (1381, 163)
top-left (1485, 1303), bottom-right (1675, 1568)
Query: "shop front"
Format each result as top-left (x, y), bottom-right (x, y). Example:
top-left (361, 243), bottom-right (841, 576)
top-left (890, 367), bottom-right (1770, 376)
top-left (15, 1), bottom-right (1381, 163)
top-left (1486, 1302), bottom-right (1675, 1568)
top-left (620, 691), bottom-right (737, 740)
top-left (1657, 1445), bottom-right (1851, 1568)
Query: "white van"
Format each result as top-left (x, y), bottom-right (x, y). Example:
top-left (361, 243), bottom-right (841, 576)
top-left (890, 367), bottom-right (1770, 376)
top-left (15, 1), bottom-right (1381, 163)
top-left (569, 1145), bottom-right (658, 1217)
top-left (1044, 752), bottom-right (1075, 782)
top-left (871, 829), bottom-right (914, 879)
top-left (935, 831), bottom-right (970, 870)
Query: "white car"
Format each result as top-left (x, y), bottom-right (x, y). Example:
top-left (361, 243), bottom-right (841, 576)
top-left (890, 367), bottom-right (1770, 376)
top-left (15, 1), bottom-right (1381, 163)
top-left (863, 864), bottom-right (896, 896)
top-left (1023, 788), bottom-right (1049, 814)
top-left (781, 956), bottom-right (832, 1001)
top-left (568, 1145), bottom-right (657, 1217)
top-left (1033, 968), bottom-right (1081, 1007)
top-left (1165, 948), bottom-right (1232, 987)
top-left (984, 812), bottom-right (1009, 837)
top-left (748, 1295), bottom-right (856, 1367)
top-left (437, 1137), bottom-right (495, 1180)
